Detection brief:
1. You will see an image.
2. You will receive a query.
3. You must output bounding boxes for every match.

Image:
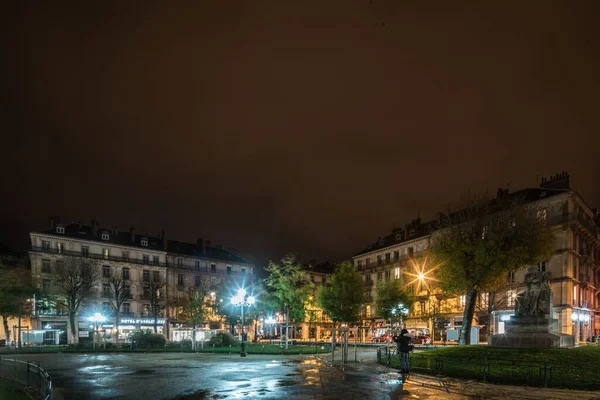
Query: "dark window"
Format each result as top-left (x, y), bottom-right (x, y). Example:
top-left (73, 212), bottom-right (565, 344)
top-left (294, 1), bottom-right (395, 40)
top-left (103, 265), bottom-right (110, 278)
top-left (103, 284), bottom-right (110, 297)
top-left (42, 259), bottom-right (51, 273)
top-left (81, 246), bottom-right (89, 257)
top-left (407, 247), bottom-right (414, 256)
top-left (227, 266), bottom-right (232, 274)
top-left (124, 285), bottom-right (131, 298)
top-left (377, 255), bottom-right (382, 265)
top-left (102, 302), bottom-right (111, 313)
top-left (310, 275), bottom-right (315, 282)
top-left (122, 303), bottom-right (130, 314)
top-left (538, 261), bottom-right (547, 272)
top-left (211, 264), bottom-right (216, 273)
top-left (241, 268), bottom-right (246, 274)
top-left (178, 274), bottom-right (184, 285)
top-left (366, 258), bottom-right (371, 267)
top-left (195, 275), bottom-right (201, 286)
top-left (143, 270), bottom-right (149, 282)
top-left (122, 251), bottom-right (129, 261)
top-left (42, 241), bottom-right (50, 250)
top-left (122, 268), bottom-right (130, 280)
top-left (153, 271), bottom-right (160, 282)
top-left (42, 279), bottom-right (51, 291)
top-left (177, 258), bottom-right (183, 267)
top-left (153, 256), bottom-right (159, 266)
top-left (143, 255), bottom-right (149, 265)
top-left (385, 253), bottom-right (391, 263)
top-left (357, 260), bottom-right (362, 269)
top-left (195, 261), bottom-right (200, 271)
top-left (393, 251), bottom-right (399, 260)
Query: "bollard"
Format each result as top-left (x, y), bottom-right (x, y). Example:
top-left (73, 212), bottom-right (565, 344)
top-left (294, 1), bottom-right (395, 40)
top-left (27, 362), bottom-right (30, 386)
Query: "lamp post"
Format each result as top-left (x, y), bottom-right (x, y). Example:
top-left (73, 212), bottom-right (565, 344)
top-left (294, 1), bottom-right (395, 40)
top-left (89, 313), bottom-right (106, 350)
top-left (231, 288), bottom-right (255, 357)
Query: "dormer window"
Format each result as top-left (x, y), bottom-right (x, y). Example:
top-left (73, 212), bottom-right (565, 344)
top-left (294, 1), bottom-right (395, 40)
top-left (141, 238), bottom-right (148, 247)
top-left (102, 233), bottom-right (110, 241)
top-left (56, 226), bottom-right (65, 234)
top-left (409, 229), bottom-right (416, 237)
top-left (378, 239), bottom-right (384, 246)
top-left (395, 233), bottom-right (402, 241)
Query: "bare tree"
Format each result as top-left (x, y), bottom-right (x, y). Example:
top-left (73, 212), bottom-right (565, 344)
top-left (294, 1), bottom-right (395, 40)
top-left (108, 268), bottom-right (131, 343)
top-left (140, 272), bottom-right (166, 334)
top-left (54, 257), bottom-right (101, 343)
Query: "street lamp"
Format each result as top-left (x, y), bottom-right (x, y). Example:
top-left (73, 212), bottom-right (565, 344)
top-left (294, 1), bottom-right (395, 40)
top-left (231, 288), bottom-right (255, 357)
top-left (89, 313), bottom-right (106, 350)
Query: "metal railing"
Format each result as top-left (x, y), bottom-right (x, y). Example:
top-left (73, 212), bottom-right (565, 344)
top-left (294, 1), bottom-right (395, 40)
top-left (0, 356), bottom-right (53, 400)
top-left (377, 347), bottom-right (600, 389)
top-left (31, 246), bottom-right (168, 267)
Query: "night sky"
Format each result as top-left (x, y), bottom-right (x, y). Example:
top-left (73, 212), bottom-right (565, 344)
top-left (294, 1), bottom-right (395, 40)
top-left (3, 1), bottom-right (599, 266)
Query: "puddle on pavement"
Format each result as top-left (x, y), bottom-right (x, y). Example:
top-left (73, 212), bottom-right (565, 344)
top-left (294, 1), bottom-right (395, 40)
top-left (276, 380), bottom-right (299, 387)
top-left (133, 369), bottom-right (155, 375)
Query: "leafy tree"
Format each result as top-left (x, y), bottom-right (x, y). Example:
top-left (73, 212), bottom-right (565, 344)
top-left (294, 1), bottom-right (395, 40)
top-left (430, 192), bottom-right (555, 345)
top-left (108, 268), bottom-right (130, 343)
top-left (264, 255), bottom-right (312, 348)
top-left (179, 282), bottom-right (212, 350)
top-left (317, 261), bottom-right (364, 334)
top-left (53, 257), bottom-right (101, 343)
top-left (375, 279), bottom-right (414, 326)
top-left (0, 265), bottom-right (34, 346)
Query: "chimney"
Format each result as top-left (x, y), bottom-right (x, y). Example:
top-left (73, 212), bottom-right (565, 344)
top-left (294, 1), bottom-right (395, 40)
top-left (197, 238), bottom-right (206, 254)
top-left (161, 229), bottom-right (167, 250)
top-left (49, 216), bottom-right (60, 229)
top-left (91, 219), bottom-right (99, 236)
top-left (130, 225), bottom-right (135, 243)
top-left (206, 240), bottom-right (211, 250)
top-left (540, 171), bottom-right (570, 190)
top-left (404, 225), bottom-right (408, 240)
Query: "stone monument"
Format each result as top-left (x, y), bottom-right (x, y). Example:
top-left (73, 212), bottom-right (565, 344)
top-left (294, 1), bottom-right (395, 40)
top-left (490, 267), bottom-right (575, 348)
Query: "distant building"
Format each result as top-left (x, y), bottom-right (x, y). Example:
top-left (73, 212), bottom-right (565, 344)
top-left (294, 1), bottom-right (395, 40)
top-left (352, 173), bottom-right (600, 344)
top-left (28, 218), bottom-right (254, 344)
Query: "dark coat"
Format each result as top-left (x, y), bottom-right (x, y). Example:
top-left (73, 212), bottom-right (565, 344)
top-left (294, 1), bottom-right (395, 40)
top-left (397, 333), bottom-right (411, 353)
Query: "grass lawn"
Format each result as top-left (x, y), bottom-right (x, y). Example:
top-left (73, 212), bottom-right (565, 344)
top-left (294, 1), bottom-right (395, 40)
top-left (0, 379), bottom-right (31, 400)
top-left (383, 345), bottom-right (600, 389)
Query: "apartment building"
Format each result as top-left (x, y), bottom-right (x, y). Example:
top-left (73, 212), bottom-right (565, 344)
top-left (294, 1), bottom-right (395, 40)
top-left (352, 173), bottom-right (600, 344)
top-left (28, 218), bottom-right (254, 344)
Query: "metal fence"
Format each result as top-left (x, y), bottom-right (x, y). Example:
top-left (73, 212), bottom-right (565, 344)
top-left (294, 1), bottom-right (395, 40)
top-left (377, 347), bottom-right (600, 390)
top-left (0, 357), bottom-right (53, 400)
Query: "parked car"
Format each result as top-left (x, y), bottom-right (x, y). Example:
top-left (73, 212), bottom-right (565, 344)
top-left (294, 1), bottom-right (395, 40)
top-left (410, 334), bottom-right (431, 345)
top-left (371, 334), bottom-right (392, 343)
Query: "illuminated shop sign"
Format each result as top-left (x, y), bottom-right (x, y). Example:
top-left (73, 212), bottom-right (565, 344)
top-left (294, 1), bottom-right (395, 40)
top-left (120, 319), bottom-right (165, 325)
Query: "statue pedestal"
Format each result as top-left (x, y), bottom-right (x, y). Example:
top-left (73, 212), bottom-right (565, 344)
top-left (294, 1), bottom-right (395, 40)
top-left (490, 315), bottom-right (574, 348)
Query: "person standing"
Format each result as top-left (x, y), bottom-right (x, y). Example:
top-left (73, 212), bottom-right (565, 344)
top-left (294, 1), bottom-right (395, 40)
top-left (394, 328), bottom-right (412, 374)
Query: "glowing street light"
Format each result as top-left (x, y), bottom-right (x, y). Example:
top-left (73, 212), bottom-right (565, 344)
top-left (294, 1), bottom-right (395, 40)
top-left (89, 313), bottom-right (106, 350)
top-left (231, 288), bottom-right (255, 357)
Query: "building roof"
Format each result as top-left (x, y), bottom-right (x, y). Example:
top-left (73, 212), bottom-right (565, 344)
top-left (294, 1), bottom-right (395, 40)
top-left (353, 179), bottom-right (573, 258)
top-left (167, 240), bottom-right (251, 265)
top-left (32, 223), bottom-right (166, 251)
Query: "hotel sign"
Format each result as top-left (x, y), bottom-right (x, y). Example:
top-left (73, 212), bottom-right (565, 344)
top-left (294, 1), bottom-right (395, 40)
top-left (120, 318), bottom-right (165, 325)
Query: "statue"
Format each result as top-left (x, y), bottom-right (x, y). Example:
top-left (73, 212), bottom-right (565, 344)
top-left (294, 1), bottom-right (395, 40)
top-left (515, 267), bottom-right (551, 316)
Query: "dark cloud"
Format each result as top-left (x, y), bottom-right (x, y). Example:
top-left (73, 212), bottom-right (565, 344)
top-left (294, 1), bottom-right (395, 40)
top-left (3, 1), bottom-right (599, 265)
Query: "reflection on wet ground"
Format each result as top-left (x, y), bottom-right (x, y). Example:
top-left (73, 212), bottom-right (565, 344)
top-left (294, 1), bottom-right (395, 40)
top-left (8, 351), bottom-right (482, 399)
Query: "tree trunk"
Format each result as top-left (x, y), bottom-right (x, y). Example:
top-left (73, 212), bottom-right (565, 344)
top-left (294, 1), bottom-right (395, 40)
top-left (192, 323), bottom-right (196, 351)
top-left (153, 316), bottom-right (158, 334)
top-left (460, 287), bottom-right (478, 345)
top-left (114, 311), bottom-right (120, 344)
top-left (69, 311), bottom-right (78, 344)
top-left (285, 309), bottom-right (290, 349)
top-left (1, 315), bottom-right (10, 345)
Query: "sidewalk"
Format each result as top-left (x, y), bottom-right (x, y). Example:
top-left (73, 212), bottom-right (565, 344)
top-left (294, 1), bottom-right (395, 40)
top-left (322, 348), bottom-right (600, 400)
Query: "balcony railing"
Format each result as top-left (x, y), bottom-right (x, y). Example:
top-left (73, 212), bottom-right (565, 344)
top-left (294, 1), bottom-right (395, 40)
top-left (31, 246), bottom-right (168, 267)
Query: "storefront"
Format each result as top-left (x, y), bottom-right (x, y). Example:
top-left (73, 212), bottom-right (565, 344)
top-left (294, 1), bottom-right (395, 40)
top-left (116, 318), bottom-right (166, 341)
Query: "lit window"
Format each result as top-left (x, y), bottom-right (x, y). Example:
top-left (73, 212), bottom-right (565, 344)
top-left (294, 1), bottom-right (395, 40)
top-left (102, 233), bottom-right (110, 240)
top-left (459, 295), bottom-right (466, 308)
top-left (56, 226), bottom-right (65, 234)
top-left (480, 293), bottom-right (489, 308)
top-left (102, 248), bottom-right (109, 259)
top-left (394, 267), bottom-right (400, 279)
top-left (507, 290), bottom-right (517, 307)
top-left (57, 242), bottom-right (64, 254)
top-left (538, 261), bottom-right (547, 272)
top-left (537, 209), bottom-right (548, 220)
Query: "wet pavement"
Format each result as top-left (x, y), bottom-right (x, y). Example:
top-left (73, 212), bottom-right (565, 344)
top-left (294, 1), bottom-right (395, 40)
top-left (8, 349), bottom-right (600, 400)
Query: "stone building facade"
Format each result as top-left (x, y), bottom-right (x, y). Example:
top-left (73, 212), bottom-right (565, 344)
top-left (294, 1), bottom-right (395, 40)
top-left (28, 218), bottom-right (254, 344)
top-left (352, 173), bottom-right (600, 344)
